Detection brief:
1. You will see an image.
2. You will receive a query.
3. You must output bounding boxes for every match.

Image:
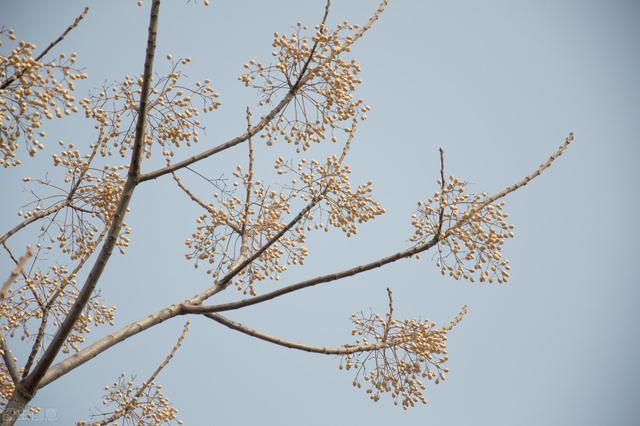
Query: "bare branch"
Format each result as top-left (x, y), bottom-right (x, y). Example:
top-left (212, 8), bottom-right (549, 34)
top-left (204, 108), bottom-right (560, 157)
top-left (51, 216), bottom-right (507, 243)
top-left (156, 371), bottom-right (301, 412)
top-left (15, 0), bottom-right (162, 402)
top-left (205, 312), bottom-right (388, 355)
top-left (0, 333), bottom-right (19, 385)
top-left (436, 147), bottom-right (445, 238)
top-left (0, 245), bottom-right (33, 300)
top-left (443, 133), bottom-right (574, 238)
top-left (185, 237), bottom-right (437, 314)
top-left (382, 287), bottom-right (394, 342)
top-left (0, 6), bottom-right (89, 90)
top-left (38, 303), bottom-right (183, 388)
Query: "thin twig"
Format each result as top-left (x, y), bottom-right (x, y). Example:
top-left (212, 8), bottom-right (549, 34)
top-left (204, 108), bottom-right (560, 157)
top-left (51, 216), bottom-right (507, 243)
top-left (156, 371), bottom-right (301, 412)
top-left (436, 147), bottom-right (445, 239)
top-left (231, 107), bottom-right (256, 267)
top-left (205, 312), bottom-right (387, 355)
top-left (382, 287), bottom-right (394, 342)
top-left (443, 133), bottom-right (574, 238)
top-left (170, 170), bottom-right (242, 234)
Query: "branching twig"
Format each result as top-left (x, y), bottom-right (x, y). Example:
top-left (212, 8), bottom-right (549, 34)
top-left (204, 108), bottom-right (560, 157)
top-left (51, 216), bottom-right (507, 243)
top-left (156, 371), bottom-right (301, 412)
top-left (170, 170), bottom-right (242, 234)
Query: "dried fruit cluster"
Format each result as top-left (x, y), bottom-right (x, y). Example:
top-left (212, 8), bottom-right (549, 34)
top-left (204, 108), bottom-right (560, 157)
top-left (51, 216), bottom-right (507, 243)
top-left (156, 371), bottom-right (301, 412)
top-left (0, 265), bottom-right (115, 355)
top-left (184, 171), bottom-right (307, 296)
top-left (410, 176), bottom-right (514, 283)
top-left (79, 58), bottom-right (220, 159)
top-left (341, 303), bottom-right (468, 409)
top-left (78, 373), bottom-right (182, 426)
top-left (22, 141), bottom-right (131, 260)
top-left (240, 20), bottom-right (372, 151)
top-left (275, 153), bottom-right (385, 236)
top-left (0, 29), bottom-right (87, 167)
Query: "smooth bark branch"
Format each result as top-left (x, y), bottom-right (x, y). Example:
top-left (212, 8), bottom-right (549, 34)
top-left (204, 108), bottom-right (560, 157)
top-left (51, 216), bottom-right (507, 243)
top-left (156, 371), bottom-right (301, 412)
top-left (0, 6), bottom-right (89, 91)
top-left (184, 237), bottom-right (437, 314)
top-left (2, 3), bottom-right (162, 421)
top-left (443, 133), bottom-right (574, 238)
top-left (39, 303), bottom-right (182, 388)
top-left (0, 333), bottom-right (19, 385)
top-left (205, 312), bottom-right (388, 355)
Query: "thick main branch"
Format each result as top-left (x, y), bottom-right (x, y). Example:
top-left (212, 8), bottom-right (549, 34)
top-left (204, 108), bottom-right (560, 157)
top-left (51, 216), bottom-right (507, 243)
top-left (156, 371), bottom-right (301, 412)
top-left (8, 0), bottom-right (162, 411)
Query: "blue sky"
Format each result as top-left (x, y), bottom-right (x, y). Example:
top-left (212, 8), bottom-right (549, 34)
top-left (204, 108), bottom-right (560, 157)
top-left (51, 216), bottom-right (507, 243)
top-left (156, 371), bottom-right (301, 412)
top-left (1, 0), bottom-right (639, 424)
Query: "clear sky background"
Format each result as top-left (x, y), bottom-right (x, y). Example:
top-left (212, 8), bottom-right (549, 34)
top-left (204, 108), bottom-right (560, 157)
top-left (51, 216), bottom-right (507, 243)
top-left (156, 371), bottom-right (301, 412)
top-left (1, 0), bottom-right (639, 425)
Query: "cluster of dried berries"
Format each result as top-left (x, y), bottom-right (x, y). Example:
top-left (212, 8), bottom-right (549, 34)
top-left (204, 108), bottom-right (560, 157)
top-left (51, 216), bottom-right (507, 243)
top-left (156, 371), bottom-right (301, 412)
top-left (184, 142), bottom-right (384, 295)
top-left (239, 20), bottom-right (372, 151)
top-left (79, 57), bottom-right (220, 159)
top-left (0, 360), bottom-right (14, 403)
top-left (78, 373), bottom-right (182, 426)
top-left (410, 176), bottom-right (514, 283)
top-left (22, 141), bottom-right (131, 260)
top-left (341, 304), bottom-right (467, 409)
top-left (0, 265), bottom-right (115, 354)
top-left (0, 28), bottom-right (87, 167)
top-left (275, 153), bottom-right (385, 237)
top-left (184, 174), bottom-right (307, 296)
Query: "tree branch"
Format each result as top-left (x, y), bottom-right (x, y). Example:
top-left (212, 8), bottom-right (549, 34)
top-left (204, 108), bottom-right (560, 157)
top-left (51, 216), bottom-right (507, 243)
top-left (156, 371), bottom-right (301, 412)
top-left (34, 130), bottom-right (573, 394)
top-left (38, 303), bottom-right (182, 388)
top-left (185, 237), bottom-right (437, 314)
top-left (0, 333), bottom-right (20, 385)
top-left (204, 312), bottom-right (387, 355)
top-left (443, 133), bottom-right (574, 238)
top-left (14, 0), bottom-right (161, 402)
top-left (436, 147), bottom-right (445, 238)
